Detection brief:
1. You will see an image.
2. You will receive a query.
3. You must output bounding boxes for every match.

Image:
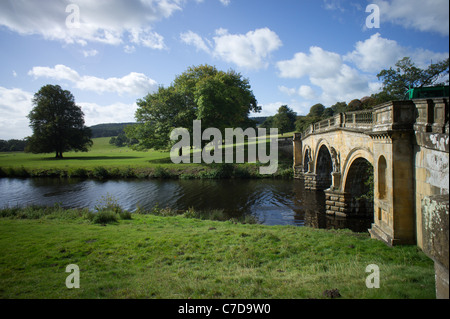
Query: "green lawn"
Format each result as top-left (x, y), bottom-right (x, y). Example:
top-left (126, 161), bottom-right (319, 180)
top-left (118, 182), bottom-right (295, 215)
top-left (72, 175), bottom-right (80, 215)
top-left (0, 137), bottom-right (172, 170)
top-left (0, 137), bottom-right (293, 179)
top-left (0, 206), bottom-right (436, 299)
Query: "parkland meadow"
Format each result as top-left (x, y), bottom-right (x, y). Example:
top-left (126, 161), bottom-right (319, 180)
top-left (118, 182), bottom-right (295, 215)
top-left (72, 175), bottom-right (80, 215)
top-left (0, 136), bottom-right (294, 179)
top-left (0, 205), bottom-right (436, 299)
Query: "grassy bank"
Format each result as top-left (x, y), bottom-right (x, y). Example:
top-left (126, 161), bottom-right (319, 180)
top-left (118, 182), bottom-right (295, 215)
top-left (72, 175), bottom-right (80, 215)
top-left (0, 137), bottom-right (293, 179)
top-left (0, 205), bottom-right (435, 299)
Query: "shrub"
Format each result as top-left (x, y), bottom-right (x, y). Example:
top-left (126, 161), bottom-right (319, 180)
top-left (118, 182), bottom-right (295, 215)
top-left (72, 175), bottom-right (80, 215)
top-left (95, 193), bottom-right (123, 214)
top-left (92, 167), bottom-right (109, 179)
top-left (68, 168), bottom-right (88, 178)
top-left (234, 165), bottom-right (251, 178)
top-left (120, 167), bottom-right (136, 178)
top-left (92, 210), bottom-right (118, 224)
top-left (118, 211), bottom-right (132, 220)
top-left (152, 166), bottom-right (176, 179)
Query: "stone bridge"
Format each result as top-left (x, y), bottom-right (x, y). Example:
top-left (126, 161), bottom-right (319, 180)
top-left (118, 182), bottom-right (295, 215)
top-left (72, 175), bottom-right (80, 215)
top-left (292, 98), bottom-right (449, 297)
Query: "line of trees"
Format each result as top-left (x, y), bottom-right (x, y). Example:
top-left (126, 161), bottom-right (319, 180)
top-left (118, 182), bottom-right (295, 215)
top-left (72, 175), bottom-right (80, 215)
top-left (0, 139), bottom-right (28, 152)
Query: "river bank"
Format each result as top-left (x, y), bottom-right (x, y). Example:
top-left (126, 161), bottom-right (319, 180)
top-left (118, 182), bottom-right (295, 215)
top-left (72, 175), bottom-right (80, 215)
top-left (0, 205), bottom-right (435, 299)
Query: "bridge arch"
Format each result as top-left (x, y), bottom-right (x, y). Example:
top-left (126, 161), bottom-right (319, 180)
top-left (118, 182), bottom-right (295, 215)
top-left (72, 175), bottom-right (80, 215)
top-left (314, 140), bottom-right (333, 190)
top-left (342, 148), bottom-right (374, 217)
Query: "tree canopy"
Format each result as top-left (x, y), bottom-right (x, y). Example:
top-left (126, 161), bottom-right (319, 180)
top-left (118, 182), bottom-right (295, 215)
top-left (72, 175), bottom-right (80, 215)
top-left (26, 84), bottom-right (92, 158)
top-left (127, 65), bottom-right (260, 150)
top-left (375, 57), bottom-right (449, 101)
top-left (271, 105), bottom-right (296, 135)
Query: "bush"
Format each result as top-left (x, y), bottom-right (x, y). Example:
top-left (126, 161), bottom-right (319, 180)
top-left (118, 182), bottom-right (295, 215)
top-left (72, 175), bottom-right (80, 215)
top-left (118, 211), bottom-right (132, 220)
top-left (92, 167), bottom-right (109, 179)
top-left (68, 168), bottom-right (88, 178)
top-left (92, 210), bottom-right (118, 224)
top-left (152, 166), bottom-right (176, 179)
top-left (120, 167), bottom-right (136, 178)
top-left (95, 194), bottom-right (123, 214)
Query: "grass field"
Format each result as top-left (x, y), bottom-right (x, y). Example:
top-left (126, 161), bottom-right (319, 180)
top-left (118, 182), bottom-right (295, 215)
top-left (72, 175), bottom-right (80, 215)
top-left (0, 205), bottom-right (436, 299)
top-left (0, 137), bottom-right (294, 179)
top-left (0, 137), bottom-right (172, 170)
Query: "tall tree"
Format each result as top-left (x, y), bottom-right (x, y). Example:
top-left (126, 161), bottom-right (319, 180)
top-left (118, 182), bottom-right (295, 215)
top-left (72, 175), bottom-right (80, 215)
top-left (376, 57), bottom-right (449, 100)
top-left (26, 85), bottom-right (92, 158)
top-left (273, 105), bottom-right (296, 135)
top-left (127, 65), bottom-right (260, 150)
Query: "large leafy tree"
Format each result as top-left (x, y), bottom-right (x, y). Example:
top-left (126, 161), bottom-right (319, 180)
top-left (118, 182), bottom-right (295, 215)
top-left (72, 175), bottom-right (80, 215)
top-left (375, 57), bottom-right (449, 101)
top-left (26, 85), bottom-right (92, 158)
top-left (127, 65), bottom-right (260, 150)
top-left (273, 105), bottom-right (296, 135)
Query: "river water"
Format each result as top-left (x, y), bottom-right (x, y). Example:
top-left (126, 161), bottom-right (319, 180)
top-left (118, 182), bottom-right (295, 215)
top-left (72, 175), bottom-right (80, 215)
top-left (0, 177), bottom-right (372, 232)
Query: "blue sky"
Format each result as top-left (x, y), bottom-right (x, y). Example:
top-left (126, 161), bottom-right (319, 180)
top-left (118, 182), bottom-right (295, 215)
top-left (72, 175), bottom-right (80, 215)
top-left (0, 0), bottom-right (448, 139)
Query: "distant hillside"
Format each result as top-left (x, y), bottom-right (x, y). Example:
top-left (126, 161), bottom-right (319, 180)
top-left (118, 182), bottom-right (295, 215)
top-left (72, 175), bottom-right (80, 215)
top-left (249, 117), bottom-right (268, 125)
top-left (89, 123), bottom-right (136, 138)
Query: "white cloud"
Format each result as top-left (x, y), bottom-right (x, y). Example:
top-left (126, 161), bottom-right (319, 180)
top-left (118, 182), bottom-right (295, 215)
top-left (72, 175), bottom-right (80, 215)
top-left (276, 46), bottom-right (378, 105)
top-left (82, 49), bottom-right (99, 58)
top-left (0, 0), bottom-right (182, 48)
top-left (181, 28), bottom-right (282, 70)
top-left (79, 102), bottom-right (138, 127)
top-left (213, 28), bottom-right (282, 69)
top-left (180, 31), bottom-right (211, 54)
top-left (278, 86), bottom-right (297, 96)
top-left (276, 47), bottom-right (342, 79)
top-left (344, 33), bottom-right (449, 72)
top-left (0, 87), bottom-right (34, 139)
top-left (28, 64), bottom-right (81, 82)
top-left (298, 85), bottom-right (317, 100)
top-left (219, 0), bottom-right (231, 6)
top-left (374, 0), bottom-right (449, 36)
top-left (129, 28), bottom-right (166, 50)
top-left (124, 45), bottom-right (136, 54)
top-left (28, 65), bottom-right (158, 96)
top-left (276, 34), bottom-right (448, 105)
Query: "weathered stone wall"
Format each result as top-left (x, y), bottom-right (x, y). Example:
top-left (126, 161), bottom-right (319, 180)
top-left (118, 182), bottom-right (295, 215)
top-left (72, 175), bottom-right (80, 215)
top-left (415, 140), bottom-right (449, 249)
top-left (421, 195), bottom-right (449, 299)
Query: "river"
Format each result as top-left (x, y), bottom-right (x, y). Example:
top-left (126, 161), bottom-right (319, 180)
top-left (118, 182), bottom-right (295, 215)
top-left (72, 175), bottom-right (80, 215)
top-left (0, 177), bottom-right (373, 232)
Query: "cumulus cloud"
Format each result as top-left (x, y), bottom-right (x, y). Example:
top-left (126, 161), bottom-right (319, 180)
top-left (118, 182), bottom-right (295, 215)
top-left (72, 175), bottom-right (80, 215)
top-left (276, 33), bottom-right (448, 105)
top-left (276, 46), bottom-right (378, 104)
top-left (0, 0), bottom-right (182, 48)
top-left (181, 28), bottom-right (282, 70)
top-left (180, 30), bottom-right (211, 54)
top-left (298, 85), bottom-right (317, 100)
top-left (374, 0), bottom-right (449, 36)
top-left (344, 33), bottom-right (449, 72)
top-left (79, 102), bottom-right (138, 127)
top-left (0, 87), bottom-right (34, 139)
top-left (213, 28), bottom-right (282, 69)
top-left (28, 65), bottom-right (158, 96)
top-left (276, 47), bottom-right (342, 79)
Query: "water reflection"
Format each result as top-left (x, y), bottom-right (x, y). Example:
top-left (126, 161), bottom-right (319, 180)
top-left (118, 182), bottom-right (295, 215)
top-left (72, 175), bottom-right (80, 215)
top-left (0, 177), bottom-right (372, 232)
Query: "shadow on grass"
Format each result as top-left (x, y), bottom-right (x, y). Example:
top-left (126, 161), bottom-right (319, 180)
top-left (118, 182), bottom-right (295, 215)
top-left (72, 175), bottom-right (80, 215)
top-left (39, 156), bottom-right (144, 161)
top-left (147, 157), bottom-right (173, 164)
